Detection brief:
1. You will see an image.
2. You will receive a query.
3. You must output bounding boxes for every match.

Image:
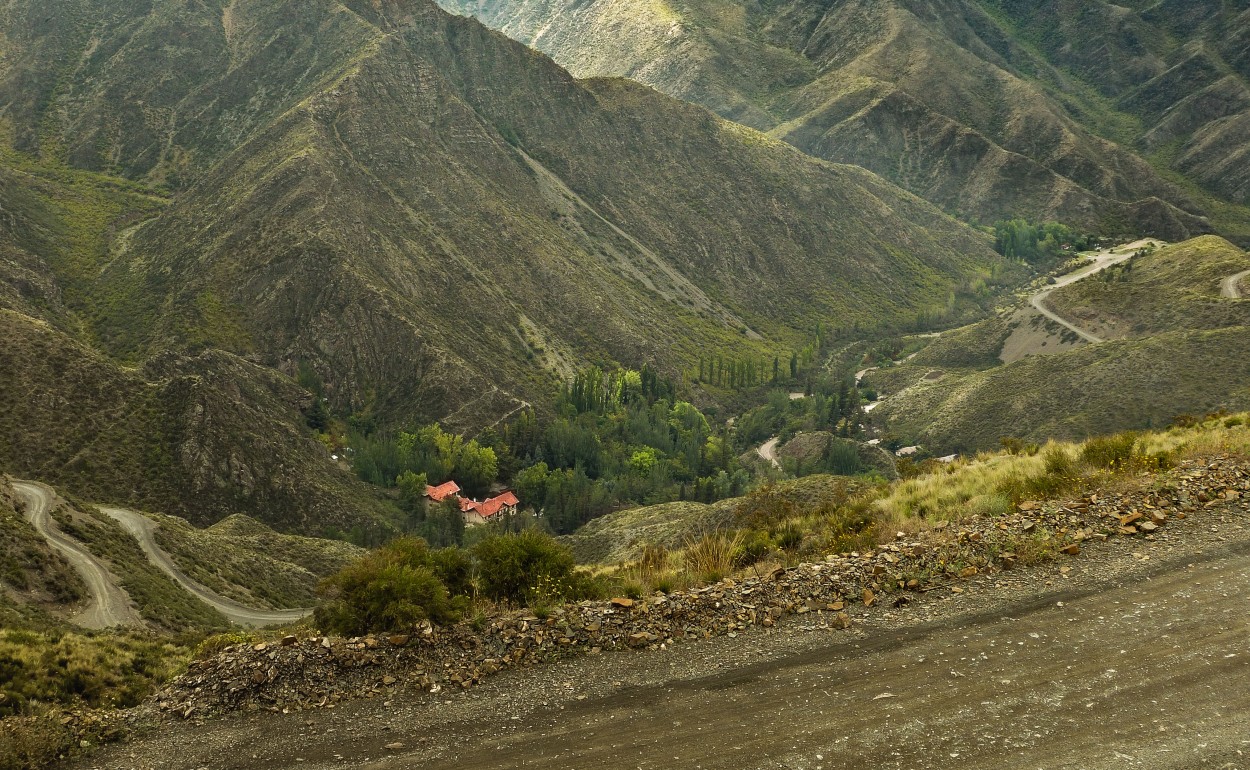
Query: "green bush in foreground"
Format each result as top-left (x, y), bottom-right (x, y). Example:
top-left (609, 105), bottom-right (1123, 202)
top-left (314, 537), bottom-right (467, 635)
top-left (472, 530), bottom-right (583, 606)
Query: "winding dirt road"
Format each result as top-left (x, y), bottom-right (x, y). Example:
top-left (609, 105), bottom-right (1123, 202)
top-left (1222, 268), bottom-right (1250, 299)
top-left (12, 481), bottom-right (141, 629)
top-left (756, 437), bottom-right (782, 469)
top-left (98, 506), bottom-right (311, 627)
top-left (1029, 250), bottom-right (1135, 344)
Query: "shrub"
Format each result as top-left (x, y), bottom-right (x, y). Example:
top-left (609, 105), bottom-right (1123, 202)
top-left (638, 543), bottom-right (670, 575)
top-left (1042, 446), bottom-right (1077, 477)
top-left (732, 529), bottom-right (774, 568)
top-left (683, 530), bottom-right (742, 581)
top-left (471, 530), bottom-right (577, 605)
top-left (429, 547), bottom-right (473, 597)
top-left (999, 437), bottom-right (1025, 456)
top-left (315, 537), bottom-right (461, 634)
top-left (193, 632), bottom-right (254, 660)
top-left (1080, 432), bottom-right (1138, 470)
top-left (651, 574), bottom-right (677, 594)
top-left (736, 485), bottom-right (796, 529)
top-left (774, 523), bottom-right (804, 551)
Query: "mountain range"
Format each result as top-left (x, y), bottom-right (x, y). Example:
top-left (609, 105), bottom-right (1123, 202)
top-left (441, 0), bottom-right (1250, 243)
top-left (0, 0), bottom-right (1007, 527)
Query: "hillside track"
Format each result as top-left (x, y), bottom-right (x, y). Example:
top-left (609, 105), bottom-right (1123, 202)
top-left (12, 481), bottom-right (141, 629)
top-left (756, 436), bottom-right (782, 469)
top-left (1222, 268), bottom-right (1250, 298)
top-left (1030, 249), bottom-right (1136, 344)
top-left (70, 495), bottom-right (1250, 770)
top-left (99, 506), bottom-right (311, 627)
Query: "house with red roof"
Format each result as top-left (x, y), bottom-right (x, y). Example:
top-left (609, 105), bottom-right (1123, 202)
top-left (460, 490), bottom-right (520, 527)
top-left (424, 480), bottom-right (461, 503)
top-left (426, 479), bottom-right (519, 526)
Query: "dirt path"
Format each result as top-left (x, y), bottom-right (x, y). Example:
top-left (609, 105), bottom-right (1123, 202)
top-left (420, 545), bottom-right (1250, 770)
top-left (69, 497), bottom-right (1250, 770)
top-left (1029, 249), bottom-right (1136, 344)
top-left (12, 482), bottom-right (141, 629)
top-left (99, 507), bottom-right (311, 627)
top-left (1222, 268), bottom-right (1250, 299)
top-left (756, 436), bottom-right (782, 469)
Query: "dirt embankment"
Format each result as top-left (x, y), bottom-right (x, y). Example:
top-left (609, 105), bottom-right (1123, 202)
top-left (63, 458), bottom-right (1250, 770)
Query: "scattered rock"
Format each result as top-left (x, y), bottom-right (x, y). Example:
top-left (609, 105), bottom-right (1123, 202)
top-left (146, 456), bottom-right (1248, 722)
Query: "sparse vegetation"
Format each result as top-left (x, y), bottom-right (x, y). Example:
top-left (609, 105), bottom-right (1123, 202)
top-left (50, 505), bottom-right (228, 633)
top-left (0, 629), bottom-right (189, 716)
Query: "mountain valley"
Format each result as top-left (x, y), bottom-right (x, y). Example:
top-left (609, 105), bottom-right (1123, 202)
top-left (1, 1), bottom-right (1249, 768)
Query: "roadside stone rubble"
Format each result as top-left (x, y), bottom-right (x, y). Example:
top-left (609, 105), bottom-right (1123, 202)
top-left (153, 457), bottom-right (1250, 720)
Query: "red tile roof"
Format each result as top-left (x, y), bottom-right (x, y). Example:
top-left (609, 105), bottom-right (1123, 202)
top-left (425, 480), bottom-right (461, 502)
top-left (460, 491), bottom-right (520, 519)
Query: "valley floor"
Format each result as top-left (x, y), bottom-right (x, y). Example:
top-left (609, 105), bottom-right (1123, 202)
top-left (67, 492), bottom-right (1250, 769)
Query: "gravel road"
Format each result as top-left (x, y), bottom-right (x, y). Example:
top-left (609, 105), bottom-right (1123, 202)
top-left (12, 481), bottom-right (141, 629)
top-left (1029, 250), bottom-right (1135, 344)
top-left (1222, 269), bottom-right (1250, 299)
top-left (67, 496), bottom-right (1250, 770)
top-left (756, 437), bottom-right (782, 469)
top-left (99, 506), bottom-right (311, 627)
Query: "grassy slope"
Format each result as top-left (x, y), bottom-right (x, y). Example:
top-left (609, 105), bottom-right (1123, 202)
top-left (149, 512), bottom-right (363, 610)
top-left (878, 327), bottom-right (1250, 452)
top-left (1047, 236), bottom-right (1250, 337)
top-left (591, 413), bottom-right (1250, 596)
top-left (563, 474), bottom-right (860, 565)
top-left (869, 236), bottom-right (1250, 450)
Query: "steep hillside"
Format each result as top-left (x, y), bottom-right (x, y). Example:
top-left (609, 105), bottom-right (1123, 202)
top-left (1046, 235), bottom-right (1250, 339)
top-left (0, 0), bottom-right (1007, 431)
top-left (442, 0), bottom-right (1245, 239)
top-left (0, 308), bottom-right (392, 532)
top-left (869, 236), bottom-right (1250, 450)
top-left (0, 478), bottom-right (87, 628)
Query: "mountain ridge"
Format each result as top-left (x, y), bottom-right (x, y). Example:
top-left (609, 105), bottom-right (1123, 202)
top-left (441, 0), bottom-right (1250, 241)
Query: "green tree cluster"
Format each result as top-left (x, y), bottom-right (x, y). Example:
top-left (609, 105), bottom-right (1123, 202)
top-left (351, 424), bottom-right (499, 498)
top-left (993, 220), bottom-right (1093, 264)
